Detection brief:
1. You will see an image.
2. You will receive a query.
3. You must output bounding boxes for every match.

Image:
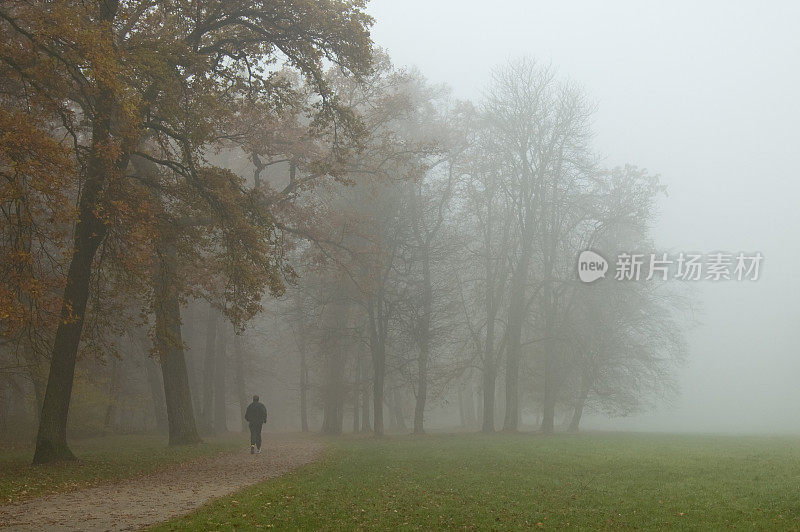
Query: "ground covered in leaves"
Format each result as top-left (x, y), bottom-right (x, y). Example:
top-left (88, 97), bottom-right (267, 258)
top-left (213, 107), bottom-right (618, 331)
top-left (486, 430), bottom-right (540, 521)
top-left (0, 434), bottom-right (242, 505)
top-left (0, 434), bottom-right (322, 531)
top-left (153, 432), bottom-right (800, 530)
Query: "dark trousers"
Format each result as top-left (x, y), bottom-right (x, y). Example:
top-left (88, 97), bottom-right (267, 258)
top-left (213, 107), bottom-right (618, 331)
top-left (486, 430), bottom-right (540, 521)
top-left (249, 422), bottom-right (263, 449)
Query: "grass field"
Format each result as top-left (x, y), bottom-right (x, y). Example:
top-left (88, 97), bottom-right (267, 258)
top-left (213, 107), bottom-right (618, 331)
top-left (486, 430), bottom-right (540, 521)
top-left (153, 432), bottom-right (800, 530)
top-left (0, 433), bottom-right (241, 504)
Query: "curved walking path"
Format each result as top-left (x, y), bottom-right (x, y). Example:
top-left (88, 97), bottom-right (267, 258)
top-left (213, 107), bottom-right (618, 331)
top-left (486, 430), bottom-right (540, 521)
top-left (0, 436), bottom-right (323, 531)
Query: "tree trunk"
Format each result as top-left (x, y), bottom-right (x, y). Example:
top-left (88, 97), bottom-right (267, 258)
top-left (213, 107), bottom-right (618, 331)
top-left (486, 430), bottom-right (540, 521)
top-left (233, 333), bottom-right (247, 432)
top-left (321, 295), bottom-right (347, 435)
top-left (503, 268), bottom-right (526, 431)
top-left (34, 141), bottom-right (109, 459)
top-left (367, 297), bottom-right (386, 436)
top-left (182, 303), bottom-right (203, 418)
top-left (153, 231), bottom-right (201, 446)
top-left (413, 247), bottom-right (432, 434)
top-left (503, 210), bottom-right (534, 432)
top-left (158, 342), bottom-right (201, 445)
top-left (200, 304), bottom-right (218, 434)
top-left (541, 158), bottom-right (563, 434)
top-left (567, 376), bottom-right (591, 433)
top-left (567, 398), bottom-right (584, 433)
top-left (214, 321), bottom-right (228, 433)
top-left (372, 359), bottom-right (385, 436)
top-left (481, 246), bottom-right (498, 433)
top-left (33, 7), bottom-right (125, 460)
top-left (541, 267), bottom-right (557, 433)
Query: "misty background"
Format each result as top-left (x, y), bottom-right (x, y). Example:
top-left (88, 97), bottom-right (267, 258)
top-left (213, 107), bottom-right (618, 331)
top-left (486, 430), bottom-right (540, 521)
top-left (369, 0), bottom-right (800, 433)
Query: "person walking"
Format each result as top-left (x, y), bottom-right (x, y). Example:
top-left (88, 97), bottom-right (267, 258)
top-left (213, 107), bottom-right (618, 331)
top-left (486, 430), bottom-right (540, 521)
top-left (244, 395), bottom-right (268, 454)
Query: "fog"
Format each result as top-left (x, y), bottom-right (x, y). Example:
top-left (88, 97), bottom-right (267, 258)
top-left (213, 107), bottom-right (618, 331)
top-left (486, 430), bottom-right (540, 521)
top-left (9, 3), bottom-right (800, 529)
top-left (4, 0), bottom-right (800, 453)
top-left (369, 0), bottom-right (800, 433)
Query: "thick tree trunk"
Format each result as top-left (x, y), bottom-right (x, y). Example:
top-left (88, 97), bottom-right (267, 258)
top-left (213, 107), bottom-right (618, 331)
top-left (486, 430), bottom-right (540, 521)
top-left (213, 322), bottom-right (228, 433)
top-left (33, 8), bottom-right (125, 459)
top-left (159, 341), bottom-right (201, 445)
top-left (200, 304), bottom-right (218, 434)
top-left (153, 232), bottom-right (201, 446)
top-left (33, 152), bottom-right (105, 461)
top-left (233, 333), bottom-right (247, 432)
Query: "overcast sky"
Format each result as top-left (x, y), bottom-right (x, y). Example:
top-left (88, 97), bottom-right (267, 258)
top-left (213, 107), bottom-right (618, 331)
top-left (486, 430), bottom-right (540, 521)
top-left (368, 0), bottom-right (800, 433)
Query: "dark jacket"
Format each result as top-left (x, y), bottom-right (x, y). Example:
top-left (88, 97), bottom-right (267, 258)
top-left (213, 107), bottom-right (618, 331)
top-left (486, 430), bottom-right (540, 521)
top-left (245, 401), bottom-right (267, 425)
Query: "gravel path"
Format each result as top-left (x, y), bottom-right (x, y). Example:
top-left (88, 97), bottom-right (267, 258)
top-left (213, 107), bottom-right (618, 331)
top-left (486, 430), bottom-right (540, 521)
top-left (0, 436), bottom-right (323, 531)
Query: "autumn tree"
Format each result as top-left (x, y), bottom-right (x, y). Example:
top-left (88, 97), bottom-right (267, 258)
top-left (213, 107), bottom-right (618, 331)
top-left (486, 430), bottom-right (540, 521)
top-left (0, 0), bottom-right (373, 462)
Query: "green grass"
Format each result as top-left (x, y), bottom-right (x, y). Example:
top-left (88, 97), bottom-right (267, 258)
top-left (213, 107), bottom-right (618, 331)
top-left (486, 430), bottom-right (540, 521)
top-left (153, 432), bottom-right (800, 530)
top-left (0, 433), bottom-right (242, 504)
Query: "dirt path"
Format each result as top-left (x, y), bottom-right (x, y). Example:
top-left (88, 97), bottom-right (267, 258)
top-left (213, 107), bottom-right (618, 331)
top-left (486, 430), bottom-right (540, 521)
top-left (0, 436), bottom-right (323, 531)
